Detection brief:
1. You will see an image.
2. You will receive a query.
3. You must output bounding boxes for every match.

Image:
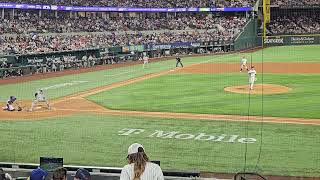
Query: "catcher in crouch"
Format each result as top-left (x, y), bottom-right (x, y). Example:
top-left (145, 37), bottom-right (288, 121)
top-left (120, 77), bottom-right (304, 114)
top-left (30, 89), bottom-right (51, 111)
top-left (2, 96), bottom-right (22, 111)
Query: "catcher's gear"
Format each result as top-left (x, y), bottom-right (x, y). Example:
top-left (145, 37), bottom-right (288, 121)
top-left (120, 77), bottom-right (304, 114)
top-left (10, 96), bottom-right (17, 101)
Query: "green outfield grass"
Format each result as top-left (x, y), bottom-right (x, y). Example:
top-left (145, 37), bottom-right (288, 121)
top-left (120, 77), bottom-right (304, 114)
top-left (0, 45), bottom-right (319, 101)
top-left (1, 45), bottom-right (320, 177)
top-left (0, 115), bottom-right (319, 177)
top-left (88, 73), bottom-right (320, 119)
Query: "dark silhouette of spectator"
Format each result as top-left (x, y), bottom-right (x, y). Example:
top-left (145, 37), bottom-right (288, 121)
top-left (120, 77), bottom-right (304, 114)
top-left (28, 168), bottom-right (48, 180)
top-left (73, 169), bottom-right (91, 180)
top-left (0, 168), bottom-right (13, 180)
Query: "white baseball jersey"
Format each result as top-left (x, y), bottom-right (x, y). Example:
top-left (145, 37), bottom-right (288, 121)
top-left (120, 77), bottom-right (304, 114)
top-left (120, 162), bottom-right (164, 180)
top-left (35, 91), bottom-right (46, 101)
top-left (241, 58), bottom-right (247, 64)
top-left (248, 69), bottom-right (256, 77)
top-left (143, 56), bottom-right (149, 63)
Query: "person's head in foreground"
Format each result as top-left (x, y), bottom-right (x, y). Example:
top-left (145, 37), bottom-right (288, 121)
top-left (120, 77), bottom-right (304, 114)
top-left (120, 143), bottom-right (164, 180)
top-left (53, 167), bottom-right (67, 180)
top-left (30, 167), bottom-right (48, 180)
top-left (0, 168), bottom-right (12, 180)
top-left (73, 169), bottom-right (90, 180)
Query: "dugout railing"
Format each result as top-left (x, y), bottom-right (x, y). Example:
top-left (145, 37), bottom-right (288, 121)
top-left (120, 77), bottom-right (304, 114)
top-left (0, 162), bottom-right (200, 180)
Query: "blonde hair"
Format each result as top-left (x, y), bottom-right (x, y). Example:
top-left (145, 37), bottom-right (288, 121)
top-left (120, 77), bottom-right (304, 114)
top-left (128, 147), bottom-right (149, 180)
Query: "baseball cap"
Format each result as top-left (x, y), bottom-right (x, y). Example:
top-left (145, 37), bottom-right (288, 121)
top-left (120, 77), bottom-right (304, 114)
top-left (128, 143), bottom-right (144, 155)
top-left (73, 169), bottom-right (91, 180)
top-left (30, 168), bottom-right (48, 180)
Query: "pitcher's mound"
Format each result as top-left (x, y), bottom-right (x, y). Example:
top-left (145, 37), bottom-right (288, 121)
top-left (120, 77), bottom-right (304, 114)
top-left (224, 84), bottom-right (291, 94)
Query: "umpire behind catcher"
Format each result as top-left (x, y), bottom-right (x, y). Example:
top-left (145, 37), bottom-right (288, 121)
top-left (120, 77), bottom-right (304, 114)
top-left (176, 55), bottom-right (183, 67)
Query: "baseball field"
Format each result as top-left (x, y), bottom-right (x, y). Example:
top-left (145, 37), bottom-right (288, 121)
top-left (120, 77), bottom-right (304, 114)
top-left (0, 45), bottom-right (319, 177)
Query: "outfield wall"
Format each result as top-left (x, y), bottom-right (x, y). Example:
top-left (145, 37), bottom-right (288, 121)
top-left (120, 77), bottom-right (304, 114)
top-left (263, 35), bottom-right (320, 46)
top-left (233, 17), bottom-right (320, 49)
top-left (234, 19), bottom-right (259, 51)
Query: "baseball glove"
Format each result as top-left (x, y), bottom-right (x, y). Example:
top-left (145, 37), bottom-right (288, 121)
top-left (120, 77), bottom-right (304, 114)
top-left (17, 106), bottom-right (22, 111)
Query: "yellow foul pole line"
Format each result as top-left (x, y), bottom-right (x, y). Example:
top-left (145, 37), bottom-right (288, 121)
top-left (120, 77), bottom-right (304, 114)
top-left (262, 0), bottom-right (270, 47)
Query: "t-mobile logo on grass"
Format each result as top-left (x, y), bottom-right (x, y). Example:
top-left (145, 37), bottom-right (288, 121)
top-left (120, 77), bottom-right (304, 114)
top-left (118, 128), bottom-right (256, 144)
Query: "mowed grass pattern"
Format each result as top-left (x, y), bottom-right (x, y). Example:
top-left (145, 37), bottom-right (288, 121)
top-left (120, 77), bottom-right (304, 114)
top-left (88, 73), bottom-right (320, 119)
top-left (0, 45), bottom-right (320, 101)
top-left (0, 115), bottom-right (319, 176)
top-left (0, 45), bottom-right (320, 177)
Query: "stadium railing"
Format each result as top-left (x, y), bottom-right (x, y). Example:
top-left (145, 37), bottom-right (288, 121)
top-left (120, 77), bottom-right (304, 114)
top-left (0, 162), bottom-right (201, 180)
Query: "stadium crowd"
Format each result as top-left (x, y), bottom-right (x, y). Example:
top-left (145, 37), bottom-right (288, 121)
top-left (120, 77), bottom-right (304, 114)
top-left (272, 0), bottom-right (320, 6)
top-left (268, 15), bottom-right (320, 35)
top-left (0, 31), bottom-right (235, 54)
top-left (0, 13), bottom-right (246, 34)
top-left (0, 1), bottom-right (250, 79)
top-left (0, 14), bottom-right (246, 55)
top-left (0, 0), bottom-right (255, 7)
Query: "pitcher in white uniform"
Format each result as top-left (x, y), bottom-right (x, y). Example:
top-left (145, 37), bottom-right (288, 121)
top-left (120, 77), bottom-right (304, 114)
top-left (240, 56), bottom-right (248, 72)
top-left (30, 89), bottom-right (51, 111)
top-left (248, 66), bottom-right (257, 90)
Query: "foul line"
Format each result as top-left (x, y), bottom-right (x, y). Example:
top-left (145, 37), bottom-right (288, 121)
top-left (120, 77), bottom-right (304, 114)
top-left (51, 52), bottom-right (231, 105)
top-left (5, 51), bottom-right (319, 126)
top-left (47, 57), bottom-right (320, 126)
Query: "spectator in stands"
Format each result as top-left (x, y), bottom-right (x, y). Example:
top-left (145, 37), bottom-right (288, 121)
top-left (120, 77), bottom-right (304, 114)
top-left (53, 167), bottom-right (67, 180)
top-left (0, 0), bottom-right (256, 7)
top-left (0, 29), bottom-right (238, 55)
top-left (73, 168), bottom-right (91, 180)
top-left (28, 167), bottom-right (48, 180)
top-left (268, 14), bottom-right (320, 35)
top-left (0, 61), bottom-right (8, 68)
top-left (120, 143), bottom-right (164, 180)
top-left (0, 13), bottom-right (246, 35)
top-left (272, 0), bottom-right (320, 6)
top-left (0, 168), bottom-right (13, 180)
top-left (0, 13), bottom-right (247, 55)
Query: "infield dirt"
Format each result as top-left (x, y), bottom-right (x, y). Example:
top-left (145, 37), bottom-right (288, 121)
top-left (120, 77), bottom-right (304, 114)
top-left (224, 84), bottom-right (292, 94)
top-left (1, 62), bottom-right (320, 125)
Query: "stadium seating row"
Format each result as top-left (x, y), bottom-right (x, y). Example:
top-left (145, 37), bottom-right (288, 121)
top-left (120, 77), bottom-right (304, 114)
top-left (0, 0), bottom-right (256, 8)
top-left (0, 13), bottom-right (247, 55)
top-left (0, 13), bottom-right (247, 34)
top-left (0, 0), bottom-right (319, 7)
top-left (272, 0), bottom-right (320, 6)
top-left (268, 14), bottom-right (320, 35)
